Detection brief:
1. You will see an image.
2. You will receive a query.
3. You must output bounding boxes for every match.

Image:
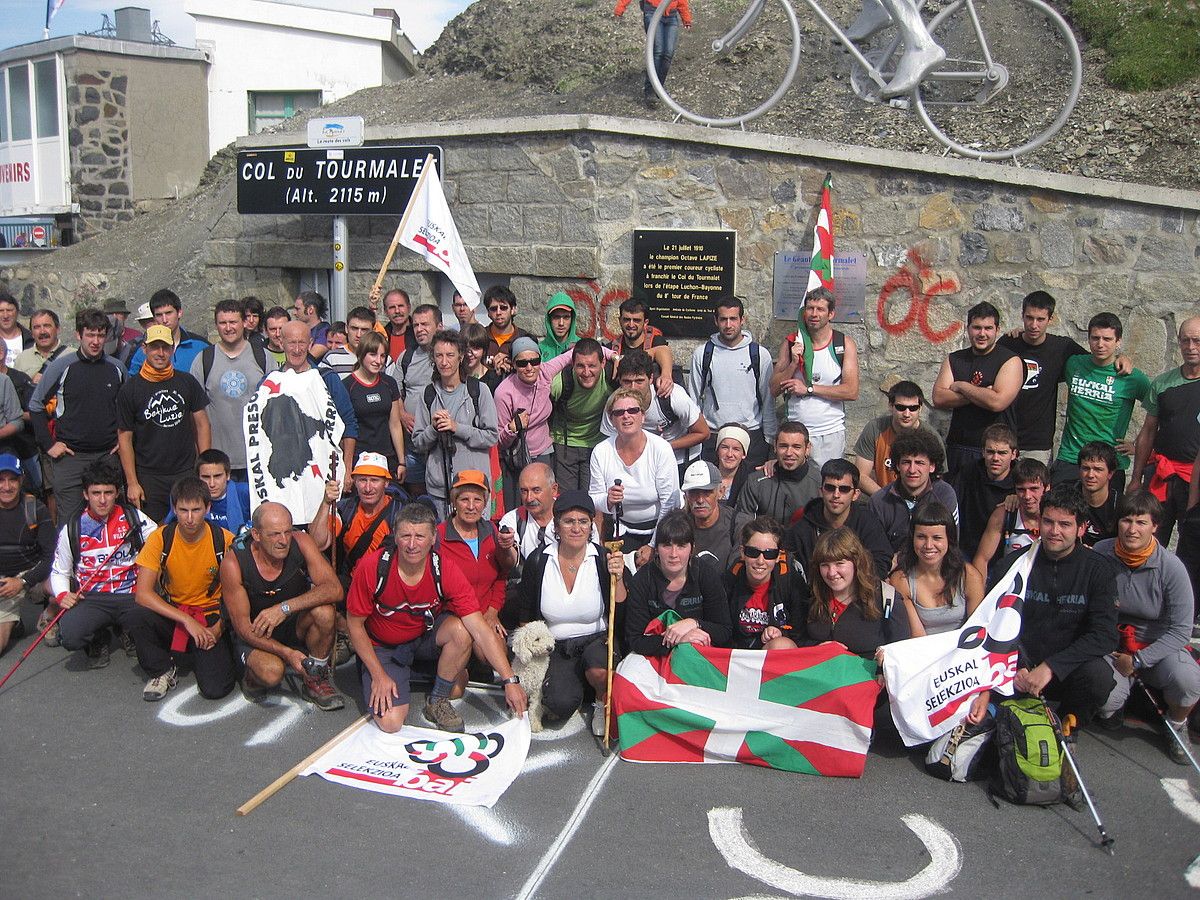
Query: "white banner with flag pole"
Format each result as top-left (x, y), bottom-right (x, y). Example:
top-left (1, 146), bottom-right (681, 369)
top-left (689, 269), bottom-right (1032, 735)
top-left (395, 153), bottom-right (481, 309)
top-left (882, 543), bottom-right (1039, 747)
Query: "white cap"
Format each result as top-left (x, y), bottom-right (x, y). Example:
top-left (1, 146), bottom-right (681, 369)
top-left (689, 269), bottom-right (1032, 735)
top-left (135, 302), bottom-right (153, 322)
top-left (681, 460), bottom-right (721, 493)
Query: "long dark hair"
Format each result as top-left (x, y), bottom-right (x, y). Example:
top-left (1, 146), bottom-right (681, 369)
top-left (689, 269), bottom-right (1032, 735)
top-left (897, 499), bottom-right (966, 606)
top-left (809, 527), bottom-right (879, 622)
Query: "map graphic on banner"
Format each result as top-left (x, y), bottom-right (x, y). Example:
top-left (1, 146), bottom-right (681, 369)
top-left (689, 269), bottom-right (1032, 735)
top-left (243, 367), bottom-right (344, 525)
top-left (301, 715), bottom-right (531, 808)
top-left (883, 542), bottom-right (1038, 747)
top-left (613, 626), bottom-right (880, 778)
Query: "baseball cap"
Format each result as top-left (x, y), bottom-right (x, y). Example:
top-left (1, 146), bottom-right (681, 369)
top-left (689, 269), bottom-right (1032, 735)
top-left (0, 453), bottom-right (22, 476)
top-left (143, 324), bottom-right (173, 346)
top-left (553, 490), bottom-right (594, 518)
top-left (135, 302), bottom-right (153, 323)
top-left (681, 460), bottom-right (721, 493)
top-left (351, 451), bottom-right (391, 479)
top-left (547, 292), bottom-right (573, 314)
top-left (451, 469), bottom-right (489, 493)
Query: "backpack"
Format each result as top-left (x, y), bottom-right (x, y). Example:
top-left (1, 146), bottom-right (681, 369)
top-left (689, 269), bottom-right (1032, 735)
top-left (653, 391), bottom-right (679, 430)
top-left (398, 344), bottom-right (420, 398)
top-left (157, 521), bottom-right (226, 598)
top-left (988, 697), bottom-right (1079, 806)
top-left (372, 546), bottom-right (445, 632)
top-left (787, 328), bottom-right (846, 369)
top-left (335, 485), bottom-right (408, 576)
top-left (925, 715), bottom-right (995, 782)
top-left (200, 342), bottom-right (268, 387)
top-left (423, 377), bottom-right (483, 429)
top-left (67, 504), bottom-right (147, 589)
top-left (699, 340), bottom-right (761, 412)
top-left (556, 359), bottom-right (617, 408)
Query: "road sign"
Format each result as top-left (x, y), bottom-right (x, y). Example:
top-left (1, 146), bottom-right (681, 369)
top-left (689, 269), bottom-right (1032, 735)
top-left (236, 144), bottom-right (443, 216)
top-left (30, 225), bottom-right (46, 247)
top-left (306, 116), bottom-right (365, 149)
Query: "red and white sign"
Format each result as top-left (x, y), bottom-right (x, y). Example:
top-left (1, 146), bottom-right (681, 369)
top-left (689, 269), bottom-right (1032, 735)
top-left (30, 225), bottom-right (46, 247)
top-left (301, 714), bottom-right (530, 807)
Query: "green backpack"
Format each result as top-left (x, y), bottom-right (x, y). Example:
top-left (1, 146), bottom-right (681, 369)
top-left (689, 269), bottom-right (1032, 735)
top-left (989, 697), bottom-right (1079, 806)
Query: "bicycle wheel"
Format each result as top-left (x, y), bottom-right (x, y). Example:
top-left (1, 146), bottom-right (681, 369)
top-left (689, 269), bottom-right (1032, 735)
top-left (912, 0), bottom-right (1082, 160)
top-left (646, 0), bottom-right (803, 128)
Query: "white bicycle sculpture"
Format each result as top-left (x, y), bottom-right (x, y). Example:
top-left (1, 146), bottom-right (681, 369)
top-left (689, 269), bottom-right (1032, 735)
top-left (644, 0), bottom-right (1083, 160)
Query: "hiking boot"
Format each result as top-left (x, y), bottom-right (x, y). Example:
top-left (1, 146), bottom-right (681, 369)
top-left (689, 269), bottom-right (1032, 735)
top-left (120, 629), bottom-right (137, 658)
top-left (333, 630), bottom-right (355, 667)
top-left (1094, 710), bottom-right (1125, 731)
top-left (591, 701), bottom-right (608, 738)
top-left (142, 666), bottom-right (177, 702)
top-left (240, 678), bottom-right (270, 704)
top-left (300, 669), bottom-right (345, 711)
top-left (37, 607), bottom-right (60, 647)
top-left (1167, 720), bottom-right (1194, 766)
top-left (86, 635), bottom-right (110, 669)
top-left (423, 697), bottom-right (464, 732)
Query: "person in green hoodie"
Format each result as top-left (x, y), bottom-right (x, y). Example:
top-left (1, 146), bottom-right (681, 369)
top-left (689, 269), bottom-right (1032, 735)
top-left (539, 293), bottom-right (579, 361)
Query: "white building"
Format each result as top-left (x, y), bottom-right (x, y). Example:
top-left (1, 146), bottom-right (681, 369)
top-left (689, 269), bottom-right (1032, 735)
top-left (186, 0), bottom-right (419, 157)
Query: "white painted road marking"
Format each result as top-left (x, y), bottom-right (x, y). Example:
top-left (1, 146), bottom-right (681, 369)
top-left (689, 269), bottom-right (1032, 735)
top-left (515, 753), bottom-right (620, 900)
top-left (156, 684), bottom-right (310, 746)
top-left (708, 806), bottom-right (962, 900)
top-left (1163, 778), bottom-right (1200, 826)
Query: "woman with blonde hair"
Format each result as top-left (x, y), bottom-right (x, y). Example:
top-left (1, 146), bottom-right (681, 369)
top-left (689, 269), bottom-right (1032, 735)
top-left (806, 527), bottom-right (910, 658)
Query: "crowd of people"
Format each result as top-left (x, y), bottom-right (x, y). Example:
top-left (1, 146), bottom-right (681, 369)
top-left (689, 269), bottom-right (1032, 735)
top-left (1, 281), bottom-right (1197, 768)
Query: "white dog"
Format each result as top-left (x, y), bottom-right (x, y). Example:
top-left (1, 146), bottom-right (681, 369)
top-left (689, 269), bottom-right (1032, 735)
top-left (509, 620), bottom-right (555, 732)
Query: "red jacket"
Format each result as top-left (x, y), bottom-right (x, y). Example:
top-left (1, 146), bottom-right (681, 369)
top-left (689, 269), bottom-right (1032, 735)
top-left (615, 0), bottom-right (692, 27)
top-left (436, 518), bottom-right (510, 612)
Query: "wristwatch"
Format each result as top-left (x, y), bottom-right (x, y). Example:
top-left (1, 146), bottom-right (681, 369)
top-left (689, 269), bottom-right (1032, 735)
top-left (1131, 652), bottom-right (1144, 671)
top-left (280, 602), bottom-right (292, 617)
top-left (806, 384), bottom-right (814, 396)
top-left (500, 675), bottom-right (521, 686)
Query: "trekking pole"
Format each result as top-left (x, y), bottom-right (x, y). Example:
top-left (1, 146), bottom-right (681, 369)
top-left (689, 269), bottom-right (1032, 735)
top-left (328, 449), bottom-right (340, 574)
top-left (0, 537), bottom-right (134, 692)
top-left (602, 480), bottom-right (624, 752)
top-left (1057, 711), bottom-right (1116, 855)
top-left (440, 429), bottom-right (454, 521)
top-left (1136, 677), bottom-right (1200, 776)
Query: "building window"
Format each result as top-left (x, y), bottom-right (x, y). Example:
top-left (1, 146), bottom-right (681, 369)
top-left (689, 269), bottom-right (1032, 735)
top-left (8, 65), bottom-right (31, 142)
top-left (34, 59), bottom-right (58, 138)
top-left (248, 91), bottom-right (321, 133)
top-left (0, 76), bottom-right (8, 143)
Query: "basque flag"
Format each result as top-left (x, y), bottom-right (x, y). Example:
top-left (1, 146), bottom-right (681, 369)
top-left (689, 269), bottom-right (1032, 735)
top-left (613, 612), bottom-right (880, 777)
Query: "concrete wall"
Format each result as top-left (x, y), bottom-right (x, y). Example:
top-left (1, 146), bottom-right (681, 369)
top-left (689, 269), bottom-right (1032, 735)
top-left (62, 50), bottom-right (208, 236)
top-left (209, 115), bottom-right (1200, 437)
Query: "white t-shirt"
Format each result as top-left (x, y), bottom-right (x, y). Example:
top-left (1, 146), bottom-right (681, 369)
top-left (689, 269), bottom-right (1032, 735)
top-left (784, 332), bottom-right (845, 437)
top-left (2, 334), bottom-right (23, 367)
top-left (600, 385), bottom-right (702, 465)
top-left (588, 433), bottom-right (680, 533)
top-left (537, 543), bottom-right (606, 641)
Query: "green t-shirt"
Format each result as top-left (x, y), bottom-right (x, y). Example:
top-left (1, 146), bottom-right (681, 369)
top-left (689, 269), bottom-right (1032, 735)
top-left (1058, 356), bottom-right (1150, 468)
top-left (550, 371), bottom-right (613, 448)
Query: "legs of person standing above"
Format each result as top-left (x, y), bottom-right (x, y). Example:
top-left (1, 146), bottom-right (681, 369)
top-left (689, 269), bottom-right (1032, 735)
top-left (807, 432), bottom-right (846, 469)
top-left (137, 470), bottom-right (185, 524)
top-left (744, 429), bottom-right (770, 470)
top-left (1178, 509), bottom-right (1200, 636)
top-left (50, 449), bottom-right (106, 525)
top-left (1022, 449), bottom-right (1052, 465)
top-left (553, 443), bottom-right (592, 492)
top-left (403, 450), bottom-right (427, 501)
top-left (1158, 474), bottom-right (1191, 545)
top-left (945, 444), bottom-right (982, 481)
top-left (641, 6), bottom-right (679, 100)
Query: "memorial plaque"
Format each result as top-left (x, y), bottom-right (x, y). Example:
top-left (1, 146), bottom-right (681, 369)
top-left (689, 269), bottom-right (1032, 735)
top-left (236, 144), bottom-right (442, 216)
top-left (633, 229), bottom-right (736, 339)
top-left (772, 250), bottom-right (867, 324)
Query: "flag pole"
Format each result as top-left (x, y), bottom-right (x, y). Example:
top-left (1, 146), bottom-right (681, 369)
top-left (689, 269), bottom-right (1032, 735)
top-left (236, 713), bottom-right (370, 816)
top-left (371, 153), bottom-right (437, 295)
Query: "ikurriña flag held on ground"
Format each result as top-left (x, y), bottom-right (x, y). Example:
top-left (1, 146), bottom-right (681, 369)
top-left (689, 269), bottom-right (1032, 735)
top-left (613, 611), bottom-right (880, 777)
top-left (882, 542), bottom-right (1037, 747)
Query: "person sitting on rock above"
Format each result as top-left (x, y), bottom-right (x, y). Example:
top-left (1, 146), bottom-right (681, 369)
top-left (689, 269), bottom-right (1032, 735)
top-left (346, 501), bottom-right (527, 733)
top-left (220, 501), bottom-right (345, 710)
top-left (1093, 490), bottom-right (1200, 764)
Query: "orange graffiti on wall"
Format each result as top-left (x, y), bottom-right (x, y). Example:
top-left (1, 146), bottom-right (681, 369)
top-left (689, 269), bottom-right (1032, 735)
top-left (876, 248), bottom-right (962, 343)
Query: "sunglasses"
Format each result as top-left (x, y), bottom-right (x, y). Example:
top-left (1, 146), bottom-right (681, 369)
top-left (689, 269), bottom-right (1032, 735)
top-left (611, 406), bottom-right (642, 417)
top-left (892, 403), bottom-right (921, 412)
top-left (513, 358), bottom-right (540, 368)
top-left (822, 483), bottom-right (854, 494)
top-left (742, 546), bottom-right (781, 560)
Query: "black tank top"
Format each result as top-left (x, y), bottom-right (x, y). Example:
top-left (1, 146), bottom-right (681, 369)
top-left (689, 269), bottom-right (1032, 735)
top-left (235, 540), bottom-right (311, 617)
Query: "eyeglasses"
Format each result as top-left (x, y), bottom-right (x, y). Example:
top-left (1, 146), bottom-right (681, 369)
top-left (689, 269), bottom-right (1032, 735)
top-left (559, 517), bottom-right (591, 529)
top-left (742, 546), bottom-right (781, 560)
top-left (822, 483), bottom-right (854, 494)
top-left (513, 358), bottom-right (540, 368)
top-left (610, 406), bottom-right (642, 417)
top-left (892, 403), bottom-right (920, 412)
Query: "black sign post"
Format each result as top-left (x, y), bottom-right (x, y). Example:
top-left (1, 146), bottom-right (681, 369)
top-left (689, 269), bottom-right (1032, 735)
top-left (236, 144), bottom-right (443, 216)
top-left (632, 229), bottom-right (736, 339)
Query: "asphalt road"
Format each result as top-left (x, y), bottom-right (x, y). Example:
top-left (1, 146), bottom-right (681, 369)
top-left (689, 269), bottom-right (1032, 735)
top-left (2, 625), bottom-right (1198, 899)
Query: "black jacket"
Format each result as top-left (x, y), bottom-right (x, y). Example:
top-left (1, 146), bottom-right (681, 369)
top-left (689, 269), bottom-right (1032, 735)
top-left (782, 497), bottom-right (894, 580)
top-left (723, 551), bottom-right (810, 649)
top-left (991, 542), bottom-right (1118, 679)
top-left (951, 459), bottom-right (1014, 558)
top-left (803, 586), bottom-right (911, 658)
top-left (624, 556), bottom-right (732, 656)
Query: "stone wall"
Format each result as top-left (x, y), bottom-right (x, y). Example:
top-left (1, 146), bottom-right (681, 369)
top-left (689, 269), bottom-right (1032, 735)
top-left (209, 116), bottom-right (1200, 438)
top-left (62, 59), bottom-right (133, 237)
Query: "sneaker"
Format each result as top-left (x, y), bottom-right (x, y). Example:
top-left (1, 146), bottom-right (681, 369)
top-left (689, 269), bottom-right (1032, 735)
top-left (1167, 720), bottom-right (1194, 766)
top-left (300, 669), bottom-right (345, 711)
top-left (37, 607), bottom-right (60, 647)
top-left (142, 666), bottom-right (177, 702)
top-left (333, 630), bottom-right (355, 667)
top-left (591, 701), bottom-right (608, 738)
top-left (240, 678), bottom-right (270, 704)
top-left (86, 635), bottom-right (110, 669)
top-left (423, 697), bottom-right (464, 732)
top-left (1094, 710), bottom-right (1125, 731)
top-left (120, 630), bottom-right (137, 658)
